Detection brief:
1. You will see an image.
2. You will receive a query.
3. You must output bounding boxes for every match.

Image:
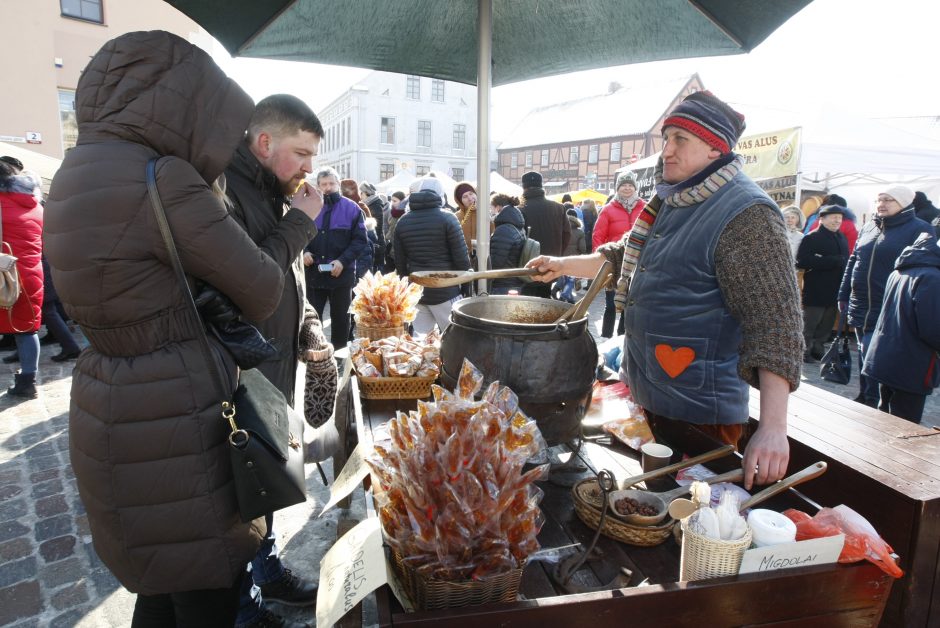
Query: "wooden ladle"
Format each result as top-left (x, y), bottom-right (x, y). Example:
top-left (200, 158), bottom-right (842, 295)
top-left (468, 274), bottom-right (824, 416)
top-left (555, 260), bottom-right (614, 323)
top-left (667, 461), bottom-right (829, 520)
top-left (409, 267), bottom-right (539, 288)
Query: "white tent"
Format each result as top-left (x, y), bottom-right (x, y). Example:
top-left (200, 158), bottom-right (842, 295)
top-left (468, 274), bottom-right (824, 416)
top-left (476, 171), bottom-right (522, 196)
top-left (374, 169), bottom-right (415, 195)
top-left (489, 170), bottom-right (523, 196)
top-left (0, 142), bottom-right (62, 193)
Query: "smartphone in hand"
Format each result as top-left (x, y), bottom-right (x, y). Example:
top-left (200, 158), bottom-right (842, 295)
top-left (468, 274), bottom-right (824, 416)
top-left (318, 263), bottom-right (333, 273)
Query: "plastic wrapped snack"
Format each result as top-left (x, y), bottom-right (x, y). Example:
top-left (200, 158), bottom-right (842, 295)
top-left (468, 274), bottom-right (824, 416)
top-left (351, 333), bottom-right (442, 380)
top-left (351, 271), bottom-right (422, 327)
top-left (367, 359), bottom-right (548, 582)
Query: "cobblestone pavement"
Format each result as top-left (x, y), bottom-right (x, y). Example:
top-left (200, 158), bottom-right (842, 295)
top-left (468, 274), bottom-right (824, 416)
top-left (1, 290), bottom-right (934, 627)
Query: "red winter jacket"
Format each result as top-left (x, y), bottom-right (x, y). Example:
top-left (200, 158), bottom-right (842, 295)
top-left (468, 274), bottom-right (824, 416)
top-left (0, 176), bottom-right (43, 333)
top-left (592, 197), bottom-right (646, 251)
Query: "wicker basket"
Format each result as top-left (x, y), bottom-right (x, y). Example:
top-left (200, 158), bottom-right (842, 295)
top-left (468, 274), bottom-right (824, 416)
top-left (679, 520), bottom-right (753, 581)
top-left (356, 372), bottom-right (436, 400)
top-left (572, 478), bottom-right (674, 547)
top-left (355, 322), bottom-right (405, 342)
top-left (391, 549), bottom-right (523, 610)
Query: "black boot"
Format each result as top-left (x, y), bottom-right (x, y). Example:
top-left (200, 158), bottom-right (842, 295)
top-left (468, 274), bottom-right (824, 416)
top-left (7, 372), bottom-right (37, 399)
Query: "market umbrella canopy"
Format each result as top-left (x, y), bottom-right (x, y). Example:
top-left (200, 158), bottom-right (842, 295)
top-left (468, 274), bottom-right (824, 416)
top-left (166, 0), bottom-right (811, 86)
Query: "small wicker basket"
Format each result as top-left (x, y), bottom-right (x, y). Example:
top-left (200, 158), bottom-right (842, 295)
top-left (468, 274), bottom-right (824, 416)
top-left (679, 520), bottom-right (753, 581)
top-left (391, 549), bottom-right (523, 610)
top-left (356, 372), bottom-right (435, 400)
top-left (572, 478), bottom-right (674, 547)
top-left (355, 322), bottom-right (405, 342)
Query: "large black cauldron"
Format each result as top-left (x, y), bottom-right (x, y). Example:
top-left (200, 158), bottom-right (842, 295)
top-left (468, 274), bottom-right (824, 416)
top-left (440, 296), bottom-right (597, 446)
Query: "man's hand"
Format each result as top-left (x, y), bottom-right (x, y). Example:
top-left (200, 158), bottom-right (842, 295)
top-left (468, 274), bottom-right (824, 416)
top-left (838, 300), bottom-right (848, 313)
top-left (525, 255), bottom-right (565, 283)
top-left (330, 260), bottom-right (344, 277)
top-left (303, 252), bottom-right (314, 267)
top-left (292, 181), bottom-right (324, 222)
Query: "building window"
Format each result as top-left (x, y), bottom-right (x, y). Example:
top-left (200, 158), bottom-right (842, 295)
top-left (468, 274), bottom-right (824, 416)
top-left (569, 146), bottom-right (579, 164)
top-left (379, 162), bottom-right (395, 181)
top-left (416, 165), bottom-right (430, 176)
top-left (610, 141), bottom-right (622, 162)
top-left (61, 0), bottom-right (102, 23)
top-left (342, 119), bottom-right (347, 147)
top-left (452, 167), bottom-right (465, 181)
top-left (452, 124), bottom-right (466, 150)
top-left (417, 120), bottom-right (432, 148)
top-left (525, 151), bottom-right (533, 168)
top-left (431, 80), bottom-right (445, 103)
top-left (58, 89), bottom-right (78, 151)
top-left (380, 117), bottom-right (395, 144)
top-left (511, 152), bottom-right (518, 168)
top-left (588, 144), bottom-right (598, 164)
top-left (540, 150), bottom-right (549, 167)
top-left (406, 75), bottom-right (420, 100)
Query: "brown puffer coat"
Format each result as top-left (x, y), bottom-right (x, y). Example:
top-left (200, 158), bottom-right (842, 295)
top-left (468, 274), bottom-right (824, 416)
top-left (44, 31), bottom-right (279, 595)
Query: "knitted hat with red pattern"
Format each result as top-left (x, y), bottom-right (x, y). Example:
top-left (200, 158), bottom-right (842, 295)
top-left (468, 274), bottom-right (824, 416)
top-left (662, 90), bottom-right (745, 154)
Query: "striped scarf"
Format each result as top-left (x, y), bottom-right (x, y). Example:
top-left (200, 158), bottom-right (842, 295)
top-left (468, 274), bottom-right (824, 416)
top-left (613, 155), bottom-right (744, 312)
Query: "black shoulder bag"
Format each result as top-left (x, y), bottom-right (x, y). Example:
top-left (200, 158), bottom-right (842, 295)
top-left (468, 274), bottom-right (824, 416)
top-left (819, 312), bottom-right (852, 385)
top-left (146, 158), bottom-right (306, 522)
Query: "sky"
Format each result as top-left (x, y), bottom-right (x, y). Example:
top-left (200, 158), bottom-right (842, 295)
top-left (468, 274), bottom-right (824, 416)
top-left (207, 0), bottom-right (940, 144)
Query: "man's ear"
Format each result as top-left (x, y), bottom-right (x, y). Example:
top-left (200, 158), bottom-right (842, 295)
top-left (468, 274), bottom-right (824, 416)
top-left (709, 148), bottom-right (723, 160)
top-left (253, 131), bottom-right (274, 159)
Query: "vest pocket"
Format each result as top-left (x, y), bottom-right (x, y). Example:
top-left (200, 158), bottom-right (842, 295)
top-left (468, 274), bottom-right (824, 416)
top-left (645, 333), bottom-right (710, 391)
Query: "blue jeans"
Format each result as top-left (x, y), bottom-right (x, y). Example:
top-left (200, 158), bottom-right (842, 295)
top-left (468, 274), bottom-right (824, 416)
top-left (14, 333), bottom-right (39, 375)
top-left (855, 329), bottom-right (879, 404)
top-left (235, 513), bottom-right (285, 626)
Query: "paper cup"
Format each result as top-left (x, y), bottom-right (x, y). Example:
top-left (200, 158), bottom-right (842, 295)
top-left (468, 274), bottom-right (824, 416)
top-left (641, 443), bottom-right (673, 472)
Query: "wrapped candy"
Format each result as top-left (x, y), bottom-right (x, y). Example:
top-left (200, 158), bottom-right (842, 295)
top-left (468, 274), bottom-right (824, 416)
top-left (351, 333), bottom-right (441, 379)
top-left (367, 359), bottom-right (548, 582)
top-left (351, 271), bottom-right (422, 327)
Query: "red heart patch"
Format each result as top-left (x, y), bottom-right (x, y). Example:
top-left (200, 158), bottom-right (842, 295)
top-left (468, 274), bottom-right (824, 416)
top-left (655, 344), bottom-right (696, 378)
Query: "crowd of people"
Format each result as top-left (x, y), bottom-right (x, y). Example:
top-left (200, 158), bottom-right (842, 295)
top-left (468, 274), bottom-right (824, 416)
top-left (4, 28), bottom-right (938, 628)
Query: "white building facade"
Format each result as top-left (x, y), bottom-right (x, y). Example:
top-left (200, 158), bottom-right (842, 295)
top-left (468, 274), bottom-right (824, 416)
top-left (315, 71), bottom-right (478, 187)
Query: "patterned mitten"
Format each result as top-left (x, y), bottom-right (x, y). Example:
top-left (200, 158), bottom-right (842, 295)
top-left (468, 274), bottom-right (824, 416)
top-left (298, 309), bottom-right (338, 429)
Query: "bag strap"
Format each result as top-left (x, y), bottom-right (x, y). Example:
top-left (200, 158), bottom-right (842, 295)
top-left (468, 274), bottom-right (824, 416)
top-left (145, 158), bottom-right (237, 429)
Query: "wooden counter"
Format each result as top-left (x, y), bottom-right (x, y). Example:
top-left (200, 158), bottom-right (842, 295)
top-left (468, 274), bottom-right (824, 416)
top-left (750, 383), bottom-right (940, 628)
top-left (349, 380), bottom-right (894, 628)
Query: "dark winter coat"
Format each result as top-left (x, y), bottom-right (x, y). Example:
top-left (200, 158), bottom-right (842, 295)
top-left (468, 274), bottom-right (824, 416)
top-left (863, 234), bottom-right (940, 395)
top-left (357, 217), bottom-right (378, 278)
top-left (581, 204), bottom-right (598, 244)
top-left (520, 188), bottom-right (570, 256)
top-left (489, 205), bottom-right (526, 292)
top-left (0, 175), bottom-right (43, 332)
top-left (363, 193), bottom-right (387, 265)
top-left (796, 225), bottom-right (848, 307)
top-left (305, 195), bottom-right (368, 289)
top-left (913, 197), bottom-right (940, 224)
top-left (563, 214), bottom-right (587, 257)
top-left (394, 190), bottom-right (471, 304)
top-left (44, 31), bottom-right (273, 594)
top-left (838, 208), bottom-right (934, 333)
top-left (224, 141), bottom-right (318, 402)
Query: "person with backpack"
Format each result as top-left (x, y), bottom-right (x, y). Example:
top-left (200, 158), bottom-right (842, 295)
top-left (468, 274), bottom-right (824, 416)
top-left (488, 193), bottom-right (529, 295)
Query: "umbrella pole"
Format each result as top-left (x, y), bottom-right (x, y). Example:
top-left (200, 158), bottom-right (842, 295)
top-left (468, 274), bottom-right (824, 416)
top-left (475, 0), bottom-right (493, 294)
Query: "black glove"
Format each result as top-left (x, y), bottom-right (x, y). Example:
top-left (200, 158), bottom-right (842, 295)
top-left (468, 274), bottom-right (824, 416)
top-left (194, 282), bottom-right (240, 325)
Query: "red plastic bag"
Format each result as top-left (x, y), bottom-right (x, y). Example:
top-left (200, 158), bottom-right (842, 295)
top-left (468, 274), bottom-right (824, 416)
top-left (783, 506), bottom-right (903, 578)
